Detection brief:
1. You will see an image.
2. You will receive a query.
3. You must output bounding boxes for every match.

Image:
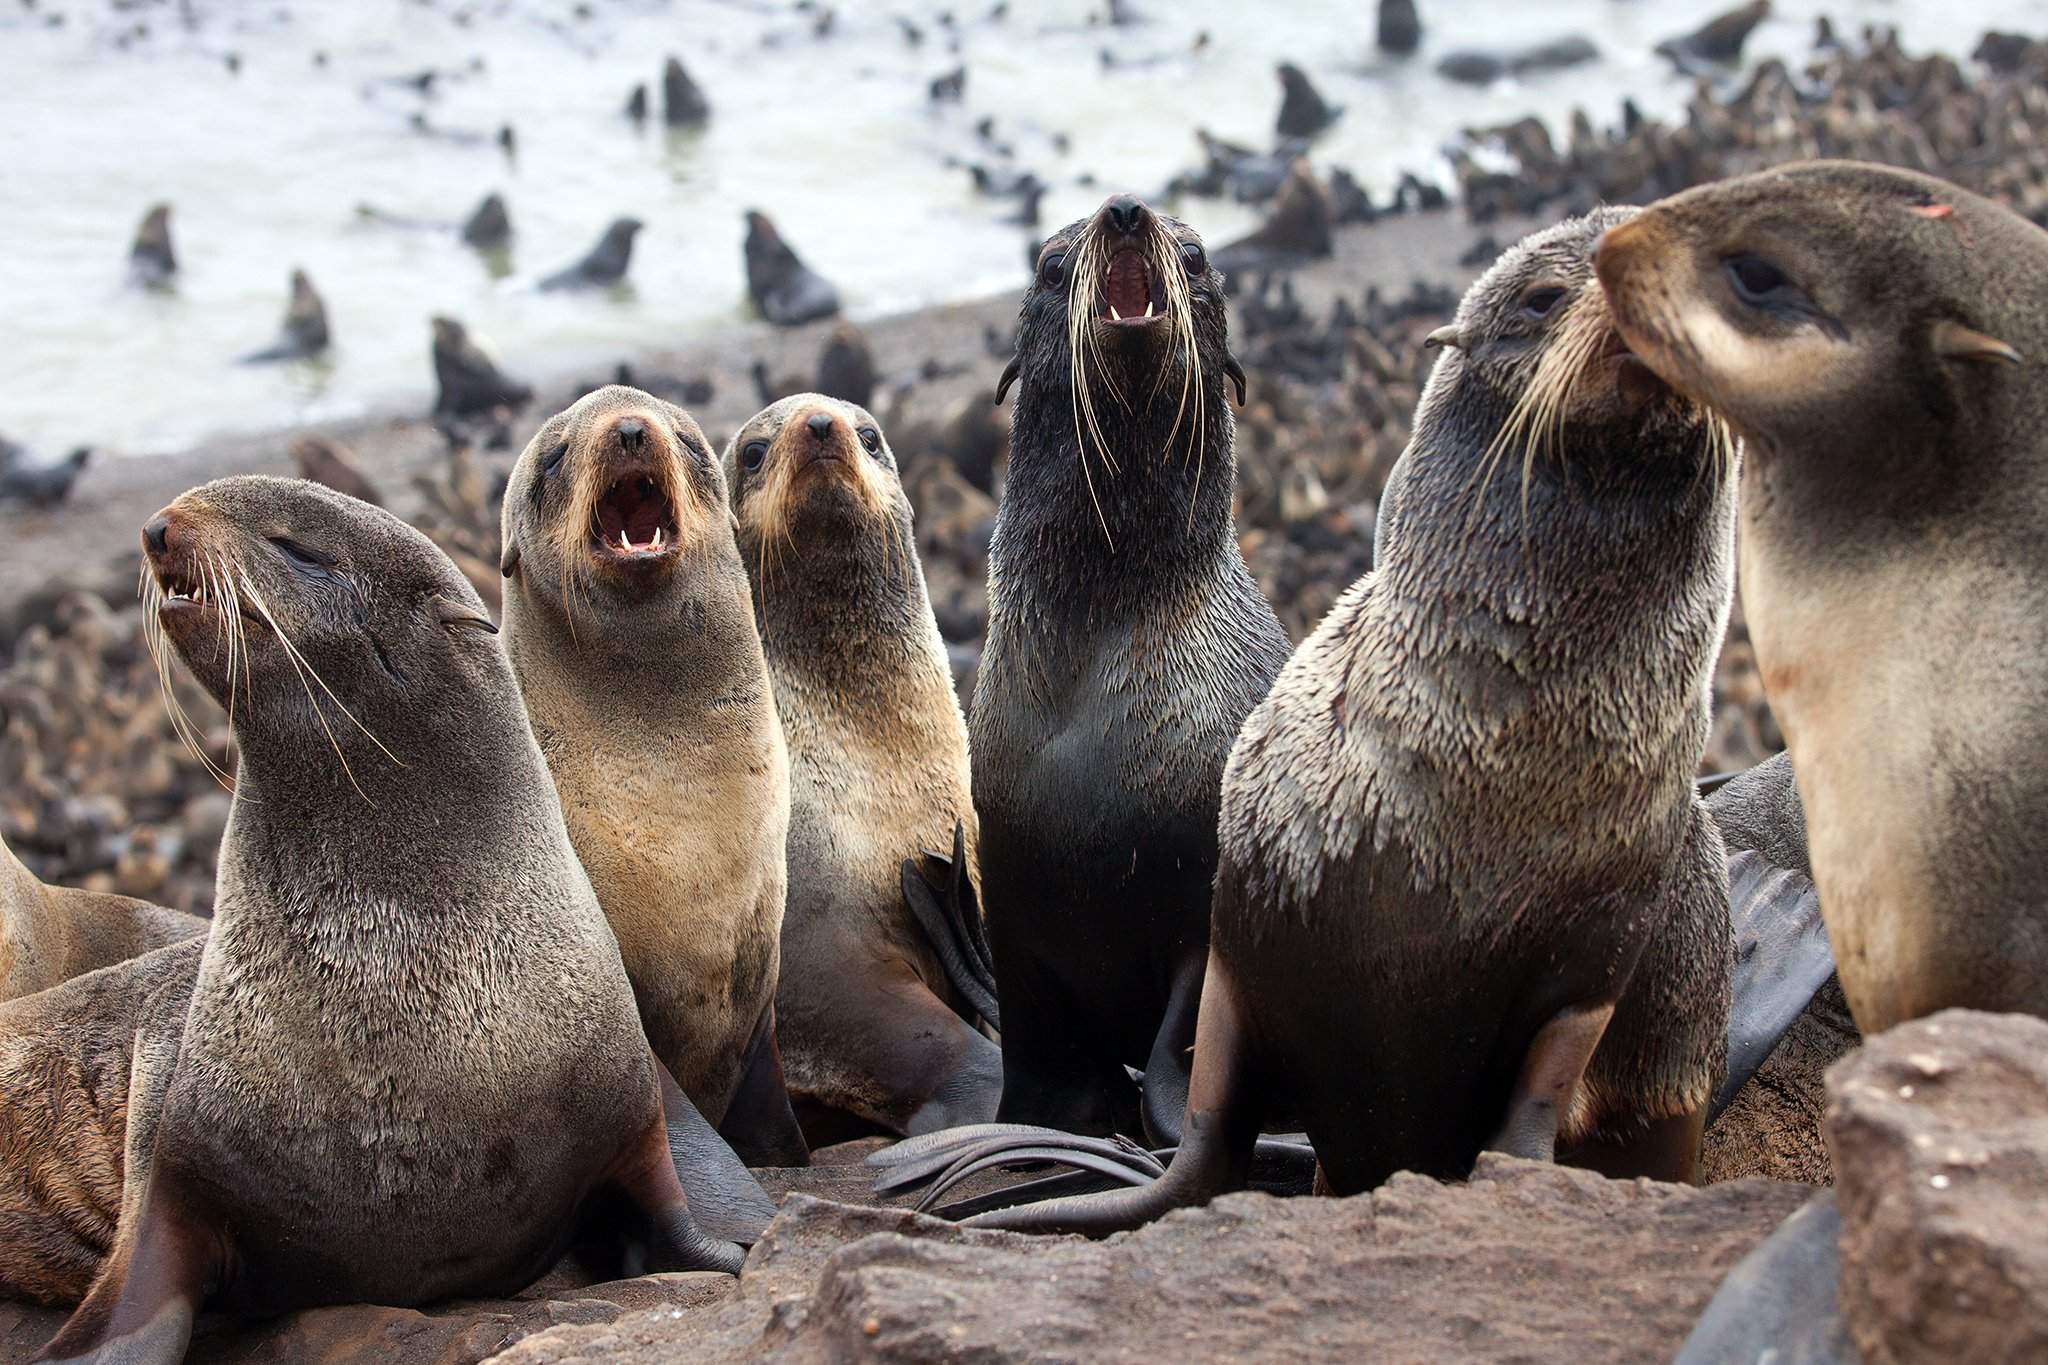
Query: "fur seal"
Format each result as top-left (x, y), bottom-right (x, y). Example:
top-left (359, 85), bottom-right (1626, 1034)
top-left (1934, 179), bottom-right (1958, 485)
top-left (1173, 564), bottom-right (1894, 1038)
top-left (10, 476), bottom-right (753, 1361)
top-left (744, 211), bottom-right (840, 326)
top-left (723, 394), bottom-right (1001, 1141)
top-left (237, 268), bottom-right (328, 364)
top-left (539, 218), bottom-right (642, 291)
top-left (972, 193), bottom-right (1291, 1139)
top-left (0, 835), bottom-right (202, 1003)
top-left (815, 322), bottom-right (876, 409)
top-left (1594, 160), bottom-right (2048, 1032)
top-left (965, 206), bottom-right (1737, 1233)
top-left (289, 433), bottom-right (382, 507)
top-left (1274, 62), bottom-right (1340, 139)
top-left (663, 55), bottom-right (710, 126)
top-left (500, 386), bottom-right (808, 1167)
top-left (128, 205), bottom-right (175, 288)
top-left (1656, 1), bottom-right (1771, 75)
top-left (1378, 0), bottom-right (1420, 55)
top-left (0, 442), bottom-right (91, 509)
top-left (461, 192), bottom-right (511, 250)
top-left (433, 315), bottom-right (533, 417)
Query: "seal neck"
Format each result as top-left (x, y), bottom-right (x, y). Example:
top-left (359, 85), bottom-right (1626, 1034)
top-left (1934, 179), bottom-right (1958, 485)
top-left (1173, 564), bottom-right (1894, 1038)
top-left (751, 509), bottom-right (942, 705)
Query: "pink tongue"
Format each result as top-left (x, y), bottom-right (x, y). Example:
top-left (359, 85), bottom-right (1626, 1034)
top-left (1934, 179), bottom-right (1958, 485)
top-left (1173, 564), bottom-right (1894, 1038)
top-left (1105, 251), bottom-right (1149, 317)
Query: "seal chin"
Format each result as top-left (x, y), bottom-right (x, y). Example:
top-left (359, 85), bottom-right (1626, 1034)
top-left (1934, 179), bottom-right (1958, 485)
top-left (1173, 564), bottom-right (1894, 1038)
top-left (587, 472), bottom-right (683, 568)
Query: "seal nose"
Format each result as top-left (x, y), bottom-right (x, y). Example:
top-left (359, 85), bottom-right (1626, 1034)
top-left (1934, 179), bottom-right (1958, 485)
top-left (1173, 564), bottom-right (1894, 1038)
top-left (614, 417), bottom-right (646, 452)
top-left (1104, 194), bottom-right (1150, 237)
top-left (805, 411), bottom-right (835, 441)
top-left (142, 514), bottom-right (173, 557)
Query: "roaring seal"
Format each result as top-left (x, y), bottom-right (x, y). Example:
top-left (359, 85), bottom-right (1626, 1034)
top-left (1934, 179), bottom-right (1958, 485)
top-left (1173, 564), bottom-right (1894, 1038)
top-left (0, 836), bottom-right (202, 1003)
top-left (500, 385), bottom-right (808, 1166)
top-left (1594, 160), bottom-right (2048, 1032)
top-left (973, 193), bottom-right (1291, 1138)
top-left (965, 207), bottom-right (1737, 1233)
top-left (723, 394), bottom-right (1001, 1141)
top-left (10, 477), bottom-right (751, 1361)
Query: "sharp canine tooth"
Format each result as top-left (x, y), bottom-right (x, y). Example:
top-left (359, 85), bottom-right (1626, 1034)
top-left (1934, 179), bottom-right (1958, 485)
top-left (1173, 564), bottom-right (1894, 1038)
top-left (1110, 303), bottom-right (1122, 321)
top-left (653, 526), bottom-right (665, 549)
top-left (619, 529), bottom-right (631, 552)
top-left (1144, 300), bottom-right (1154, 318)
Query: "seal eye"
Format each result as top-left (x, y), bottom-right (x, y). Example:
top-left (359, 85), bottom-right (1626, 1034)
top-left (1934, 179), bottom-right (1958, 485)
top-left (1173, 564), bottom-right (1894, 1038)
top-left (1180, 241), bottom-right (1208, 276)
top-left (1039, 249), bottom-right (1068, 289)
top-left (857, 427), bottom-right (882, 457)
top-left (741, 440), bottom-right (769, 473)
top-left (1725, 254), bottom-right (1795, 306)
top-left (541, 442), bottom-right (569, 477)
top-left (1520, 287), bottom-right (1566, 320)
top-left (269, 536), bottom-right (332, 572)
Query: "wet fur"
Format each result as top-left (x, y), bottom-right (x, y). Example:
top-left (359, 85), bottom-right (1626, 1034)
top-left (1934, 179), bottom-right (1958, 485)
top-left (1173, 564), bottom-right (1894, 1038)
top-left (725, 395), bottom-right (999, 1135)
top-left (0, 838), bottom-right (204, 1004)
top-left (500, 386), bottom-right (791, 1123)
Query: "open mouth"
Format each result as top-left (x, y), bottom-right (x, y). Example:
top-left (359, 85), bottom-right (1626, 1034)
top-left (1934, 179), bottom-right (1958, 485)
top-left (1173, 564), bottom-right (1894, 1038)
top-left (590, 474), bottom-right (679, 559)
top-left (1100, 248), bottom-right (1163, 326)
top-left (154, 560), bottom-right (207, 616)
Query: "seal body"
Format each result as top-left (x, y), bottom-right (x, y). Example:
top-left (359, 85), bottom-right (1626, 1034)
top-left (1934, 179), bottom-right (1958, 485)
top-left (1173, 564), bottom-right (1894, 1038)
top-left (0, 837), bottom-right (203, 1003)
top-left (726, 394), bottom-right (1000, 1138)
top-left (500, 386), bottom-right (806, 1166)
top-left (1596, 160), bottom-right (2048, 1032)
top-left (971, 195), bottom-right (1291, 1136)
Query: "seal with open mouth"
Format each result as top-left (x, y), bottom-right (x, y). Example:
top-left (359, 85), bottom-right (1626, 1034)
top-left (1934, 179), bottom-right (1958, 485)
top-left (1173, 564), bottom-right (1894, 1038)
top-left (11, 476), bottom-right (752, 1362)
top-left (1595, 160), bottom-right (2048, 1033)
top-left (963, 206), bottom-right (1739, 1234)
top-left (500, 385), bottom-right (808, 1167)
top-left (972, 193), bottom-right (1292, 1139)
top-left (724, 393), bottom-right (1001, 1142)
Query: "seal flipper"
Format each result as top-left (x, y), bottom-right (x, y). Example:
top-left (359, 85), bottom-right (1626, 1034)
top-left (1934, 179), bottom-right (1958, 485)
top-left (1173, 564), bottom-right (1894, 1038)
top-left (1139, 953), bottom-right (1204, 1146)
top-left (36, 1169), bottom-right (216, 1365)
top-left (657, 1059), bottom-right (779, 1245)
top-left (900, 820), bottom-right (1000, 1030)
top-left (613, 1099), bottom-right (746, 1278)
top-left (714, 1001), bottom-right (810, 1168)
top-left (1490, 1001), bottom-right (1616, 1163)
top-left (1673, 1190), bottom-right (1858, 1365)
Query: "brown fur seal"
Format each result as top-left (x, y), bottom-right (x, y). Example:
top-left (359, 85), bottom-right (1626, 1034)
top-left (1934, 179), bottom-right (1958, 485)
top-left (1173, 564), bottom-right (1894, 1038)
top-left (500, 385), bottom-right (808, 1167)
top-left (723, 394), bottom-right (1001, 1141)
top-left (0, 836), bottom-right (202, 1003)
top-left (1594, 160), bottom-right (2048, 1033)
top-left (972, 193), bottom-right (1291, 1140)
top-left (11, 476), bottom-right (750, 1362)
top-left (965, 206), bottom-right (1738, 1234)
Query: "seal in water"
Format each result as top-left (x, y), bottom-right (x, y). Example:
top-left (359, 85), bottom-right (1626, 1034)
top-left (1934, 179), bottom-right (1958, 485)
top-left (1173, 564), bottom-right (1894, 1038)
top-left (500, 386), bottom-right (809, 1167)
top-left (744, 211), bottom-right (841, 326)
top-left (0, 835), bottom-right (202, 1003)
top-left (128, 205), bottom-right (175, 288)
top-left (972, 193), bottom-right (1290, 1138)
top-left (1594, 160), bottom-right (2048, 1033)
top-left (963, 206), bottom-right (1738, 1233)
top-left (237, 268), bottom-right (329, 364)
top-left (14, 476), bottom-right (752, 1361)
top-left (538, 218), bottom-right (643, 291)
top-left (723, 394), bottom-right (1001, 1141)
top-left (433, 314), bottom-right (533, 417)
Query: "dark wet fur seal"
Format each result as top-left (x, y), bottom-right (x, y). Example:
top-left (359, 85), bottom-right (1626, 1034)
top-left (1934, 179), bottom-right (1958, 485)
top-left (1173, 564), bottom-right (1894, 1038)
top-left (500, 386), bottom-right (809, 1168)
top-left (663, 55), bottom-right (710, 126)
top-left (1657, 1), bottom-right (1771, 75)
top-left (13, 476), bottom-right (752, 1361)
top-left (1437, 35), bottom-right (1597, 86)
top-left (1214, 160), bottom-right (1333, 274)
top-left (539, 218), bottom-right (642, 291)
top-left (433, 315), bottom-right (533, 417)
top-left (0, 444), bottom-right (91, 509)
top-left (745, 211), bottom-right (841, 326)
top-left (1378, 0), bottom-right (1420, 54)
top-left (815, 322), bottom-right (876, 409)
top-left (237, 269), bottom-right (328, 364)
top-left (965, 206), bottom-right (1738, 1234)
top-left (971, 194), bottom-right (1290, 1139)
top-left (129, 205), bottom-right (175, 288)
top-left (1597, 160), bottom-right (2048, 1034)
top-left (0, 835), bottom-right (202, 1004)
top-left (1274, 62), bottom-right (1340, 139)
top-left (460, 192), bottom-right (511, 250)
top-left (724, 394), bottom-right (1001, 1140)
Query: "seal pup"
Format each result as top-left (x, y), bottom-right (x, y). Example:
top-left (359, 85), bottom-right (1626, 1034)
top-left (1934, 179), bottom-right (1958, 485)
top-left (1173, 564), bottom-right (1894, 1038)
top-left (128, 205), bottom-right (175, 288)
top-left (963, 206), bottom-right (1738, 1233)
top-left (723, 394), bottom-right (1001, 1141)
top-left (973, 193), bottom-right (1291, 1138)
top-left (1594, 160), bottom-right (2048, 1032)
top-left (744, 211), bottom-right (840, 325)
top-left (538, 218), bottom-right (642, 291)
top-left (237, 268), bottom-right (328, 364)
top-left (20, 476), bottom-right (748, 1362)
top-left (500, 386), bottom-right (808, 1167)
top-left (433, 315), bottom-right (533, 417)
top-left (0, 835), bottom-right (202, 1003)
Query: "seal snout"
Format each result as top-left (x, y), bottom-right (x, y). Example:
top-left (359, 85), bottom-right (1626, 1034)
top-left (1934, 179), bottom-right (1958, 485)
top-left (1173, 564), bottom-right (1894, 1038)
top-left (142, 508), bottom-right (206, 610)
top-left (790, 404), bottom-right (859, 474)
top-left (584, 412), bottom-right (686, 561)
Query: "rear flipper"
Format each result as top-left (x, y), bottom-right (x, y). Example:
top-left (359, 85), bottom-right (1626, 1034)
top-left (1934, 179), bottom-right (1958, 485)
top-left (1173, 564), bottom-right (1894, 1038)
top-left (1673, 1190), bottom-right (1854, 1365)
top-left (613, 1102), bottom-right (748, 1278)
top-left (36, 1166), bottom-right (216, 1365)
top-left (658, 1059), bottom-right (780, 1246)
top-left (1490, 1001), bottom-right (1617, 1163)
top-left (715, 1001), bottom-right (810, 1168)
top-left (900, 820), bottom-right (999, 1030)
top-left (1711, 850), bottom-right (1833, 1122)
top-left (1138, 953), bottom-right (1204, 1147)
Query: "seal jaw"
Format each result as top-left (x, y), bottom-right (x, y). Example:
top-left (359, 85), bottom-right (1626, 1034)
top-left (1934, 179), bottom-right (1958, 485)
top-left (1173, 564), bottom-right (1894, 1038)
top-left (589, 472), bottom-right (681, 564)
top-left (1099, 248), bottom-right (1164, 327)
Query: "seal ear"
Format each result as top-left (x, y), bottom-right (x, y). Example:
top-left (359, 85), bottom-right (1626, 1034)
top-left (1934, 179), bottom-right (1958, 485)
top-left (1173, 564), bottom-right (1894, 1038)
top-left (499, 540), bottom-right (521, 578)
top-left (1931, 320), bottom-right (2023, 367)
top-left (994, 355), bottom-right (1021, 407)
top-left (433, 596), bottom-right (498, 634)
top-left (1424, 324), bottom-right (1465, 351)
top-left (1224, 354), bottom-right (1249, 406)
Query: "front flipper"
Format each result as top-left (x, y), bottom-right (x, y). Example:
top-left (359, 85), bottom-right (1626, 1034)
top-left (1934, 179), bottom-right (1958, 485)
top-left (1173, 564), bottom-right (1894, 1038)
top-left (36, 1167), bottom-right (217, 1365)
top-left (1674, 1190), bottom-right (1855, 1365)
top-left (1711, 850), bottom-right (1834, 1122)
top-left (715, 1001), bottom-right (810, 1169)
top-left (900, 820), bottom-right (999, 1030)
top-left (1490, 1001), bottom-right (1616, 1163)
top-left (658, 1059), bottom-right (779, 1246)
top-left (613, 1101), bottom-right (748, 1278)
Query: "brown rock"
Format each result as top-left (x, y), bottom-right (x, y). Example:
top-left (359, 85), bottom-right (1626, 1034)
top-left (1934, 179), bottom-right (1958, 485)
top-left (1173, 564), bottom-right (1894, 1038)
top-left (1829, 1009), bottom-right (2048, 1364)
top-left (1703, 974), bottom-right (1859, 1184)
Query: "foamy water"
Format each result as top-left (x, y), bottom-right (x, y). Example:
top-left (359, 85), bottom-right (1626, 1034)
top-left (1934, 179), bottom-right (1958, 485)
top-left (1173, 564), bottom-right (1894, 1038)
top-left (0, 0), bottom-right (2038, 457)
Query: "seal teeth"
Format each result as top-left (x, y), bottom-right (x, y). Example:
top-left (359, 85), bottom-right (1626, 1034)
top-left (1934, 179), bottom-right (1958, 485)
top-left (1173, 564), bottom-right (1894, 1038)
top-left (619, 528), bottom-right (632, 552)
top-left (652, 526), bottom-right (664, 550)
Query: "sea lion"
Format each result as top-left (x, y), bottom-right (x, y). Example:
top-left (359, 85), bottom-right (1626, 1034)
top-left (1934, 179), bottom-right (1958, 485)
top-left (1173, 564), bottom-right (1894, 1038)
top-left (0, 835), bottom-right (202, 1003)
top-left (538, 218), bottom-right (642, 291)
top-left (433, 315), bottom-right (533, 417)
top-left (10, 476), bottom-right (752, 1362)
top-left (971, 193), bottom-right (1291, 1139)
top-left (500, 385), bottom-right (809, 1167)
top-left (723, 394), bottom-right (1001, 1141)
top-left (237, 268), bottom-right (328, 364)
top-left (128, 205), bottom-right (175, 288)
top-left (744, 211), bottom-right (840, 326)
top-left (1593, 160), bottom-right (2048, 1032)
top-left (962, 205), bottom-right (1738, 1233)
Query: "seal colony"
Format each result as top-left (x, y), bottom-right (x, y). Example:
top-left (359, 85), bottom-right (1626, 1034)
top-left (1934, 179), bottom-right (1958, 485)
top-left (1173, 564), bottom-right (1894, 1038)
top-left (3, 478), bottom-right (755, 1363)
top-left (725, 394), bottom-right (1000, 1140)
top-left (971, 192), bottom-right (1292, 1139)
